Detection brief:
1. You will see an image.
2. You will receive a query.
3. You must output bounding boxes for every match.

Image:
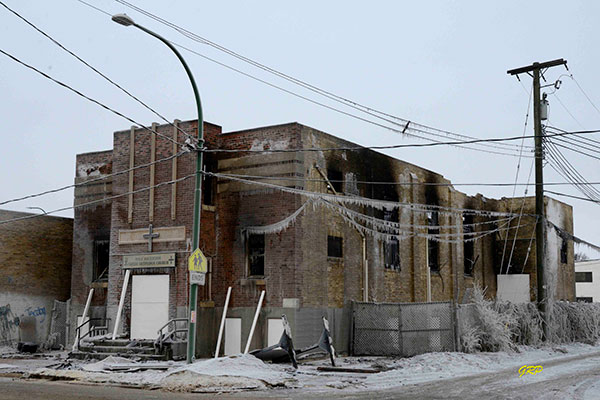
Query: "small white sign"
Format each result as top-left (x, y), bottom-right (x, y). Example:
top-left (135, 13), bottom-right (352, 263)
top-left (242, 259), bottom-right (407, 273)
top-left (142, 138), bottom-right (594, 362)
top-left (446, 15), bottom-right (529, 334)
top-left (190, 271), bottom-right (206, 286)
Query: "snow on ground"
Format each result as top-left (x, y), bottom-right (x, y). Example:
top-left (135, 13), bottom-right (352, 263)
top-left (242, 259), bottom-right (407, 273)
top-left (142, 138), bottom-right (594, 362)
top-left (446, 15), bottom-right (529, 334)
top-left (364, 343), bottom-right (598, 389)
top-left (4, 343), bottom-right (600, 394)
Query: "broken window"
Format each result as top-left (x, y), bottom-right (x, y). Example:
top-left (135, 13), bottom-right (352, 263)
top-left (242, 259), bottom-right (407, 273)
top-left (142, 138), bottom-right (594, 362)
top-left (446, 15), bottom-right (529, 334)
top-left (93, 239), bottom-right (109, 281)
top-left (327, 168), bottom-right (343, 193)
top-left (328, 235), bottom-right (343, 258)
top-left (575, 271), bottom-right (592, 283)
top-left (427, 211), bottom-right (439, 272)
top-left (248, 234), bottom-right (265, 276)
top-left (560, 239), bottom-right (568, 264)
top-left (383, 208), bottom-right (400, 270)
top-left (463, 214), bottom-right (475, 276)
top-left (576, 297), bottom-right (593, 303)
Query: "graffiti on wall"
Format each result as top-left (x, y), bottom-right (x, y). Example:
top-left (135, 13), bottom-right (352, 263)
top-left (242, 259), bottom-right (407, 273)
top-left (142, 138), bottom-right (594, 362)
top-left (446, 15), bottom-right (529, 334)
top-left (0, 304), bottom-right (47, 346)
top-left (0, 304), bottom-right (20, 346)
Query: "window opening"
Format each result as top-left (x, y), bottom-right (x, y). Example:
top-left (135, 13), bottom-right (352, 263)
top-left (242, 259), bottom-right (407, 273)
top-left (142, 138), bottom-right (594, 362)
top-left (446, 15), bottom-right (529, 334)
top-left (427, 211), bottom-right (439, 272)
top-left (383, 208), bottom-right (400, 270)
top-left (248, 234), bottom-right (265, 276)
top-left (327, 168), bottom-right (343, 193)
top-left (328, 235), bottom-right (343, 258)
top-left (93, 239), bottom-right (109, 281)
top-left (463, 214), bottom-right (475, 276)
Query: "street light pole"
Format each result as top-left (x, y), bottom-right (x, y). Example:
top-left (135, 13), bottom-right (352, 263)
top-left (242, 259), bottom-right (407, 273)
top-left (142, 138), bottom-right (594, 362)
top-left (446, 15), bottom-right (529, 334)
top-left (112, 14), bottom-right (204, 363)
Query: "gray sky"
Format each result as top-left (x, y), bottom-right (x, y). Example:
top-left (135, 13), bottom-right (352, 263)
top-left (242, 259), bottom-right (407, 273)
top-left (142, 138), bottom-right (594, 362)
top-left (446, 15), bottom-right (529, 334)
top-left (1, 0), bottom-right (598, 256)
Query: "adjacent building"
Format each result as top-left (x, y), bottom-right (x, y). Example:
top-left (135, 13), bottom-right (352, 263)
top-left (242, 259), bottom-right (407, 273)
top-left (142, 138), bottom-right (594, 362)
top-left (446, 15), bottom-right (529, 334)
top-left (575, 259), bottom-right (600, 302)
top-left (0, 209), bottom-right (73, 346)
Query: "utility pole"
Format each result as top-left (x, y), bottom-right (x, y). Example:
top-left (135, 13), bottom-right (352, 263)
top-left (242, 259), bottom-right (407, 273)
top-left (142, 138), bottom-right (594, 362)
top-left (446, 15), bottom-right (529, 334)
top-left (507, 58), bottom-right (567, 339)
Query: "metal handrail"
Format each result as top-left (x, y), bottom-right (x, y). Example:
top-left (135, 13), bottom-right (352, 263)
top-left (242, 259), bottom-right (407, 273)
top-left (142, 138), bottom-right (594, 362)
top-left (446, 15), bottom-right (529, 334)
top-left (156, 318), bottom-right (188, 352)
top-left (74, 317), bottom-right (110, 350)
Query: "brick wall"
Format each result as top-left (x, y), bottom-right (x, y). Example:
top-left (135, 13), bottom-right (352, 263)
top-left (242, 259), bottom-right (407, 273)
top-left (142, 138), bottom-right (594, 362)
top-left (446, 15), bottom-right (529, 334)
top-left (1, 210), bottom-right (73, 299)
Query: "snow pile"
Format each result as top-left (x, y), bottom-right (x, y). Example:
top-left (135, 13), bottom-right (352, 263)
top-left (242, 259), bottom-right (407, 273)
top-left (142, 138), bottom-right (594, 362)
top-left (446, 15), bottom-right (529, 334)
top-left (0, 363), bottom-right (16, 369)
top-left (81, 356), bottom-right (139, 372)
top-left (365, 342), bottom-right (600, 389)
top-left (162, 354), bottom-right (293, 392)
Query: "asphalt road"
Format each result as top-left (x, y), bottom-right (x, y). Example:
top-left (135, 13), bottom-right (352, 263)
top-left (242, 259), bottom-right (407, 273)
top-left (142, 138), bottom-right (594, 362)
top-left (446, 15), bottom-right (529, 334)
top-left (3, 352), bottom-right (600, 399)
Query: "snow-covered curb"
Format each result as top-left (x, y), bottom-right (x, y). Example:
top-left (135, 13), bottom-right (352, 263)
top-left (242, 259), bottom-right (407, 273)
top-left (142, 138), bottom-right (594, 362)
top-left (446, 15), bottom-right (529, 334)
top-left (13, 343), bottom-right (600, 393)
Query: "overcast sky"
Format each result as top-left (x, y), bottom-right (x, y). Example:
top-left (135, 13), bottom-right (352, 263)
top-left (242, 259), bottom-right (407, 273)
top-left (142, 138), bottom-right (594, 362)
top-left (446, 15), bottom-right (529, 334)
top-left (1, 1), bottom-right (598, 256)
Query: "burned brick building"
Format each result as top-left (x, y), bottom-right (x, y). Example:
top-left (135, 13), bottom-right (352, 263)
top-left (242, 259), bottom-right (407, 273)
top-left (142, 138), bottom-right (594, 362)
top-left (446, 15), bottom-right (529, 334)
top-left (68, 119), bottom-right (575, 356)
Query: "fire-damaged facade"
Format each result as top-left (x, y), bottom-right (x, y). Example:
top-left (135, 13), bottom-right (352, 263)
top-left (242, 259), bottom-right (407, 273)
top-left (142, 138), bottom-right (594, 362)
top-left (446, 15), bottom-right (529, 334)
top-left (68, 119), bottom-right (575, 356)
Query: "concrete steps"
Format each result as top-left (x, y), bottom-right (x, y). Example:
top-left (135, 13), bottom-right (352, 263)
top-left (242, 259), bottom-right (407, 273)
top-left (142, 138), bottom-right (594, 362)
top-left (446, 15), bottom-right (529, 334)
top-left (71, 338), bottom-right (168, 361)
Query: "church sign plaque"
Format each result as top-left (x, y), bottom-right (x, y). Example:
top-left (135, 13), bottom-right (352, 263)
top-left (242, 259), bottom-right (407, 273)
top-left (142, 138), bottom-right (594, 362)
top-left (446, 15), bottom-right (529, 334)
top-left (123, 253), bottom-right (176, 269)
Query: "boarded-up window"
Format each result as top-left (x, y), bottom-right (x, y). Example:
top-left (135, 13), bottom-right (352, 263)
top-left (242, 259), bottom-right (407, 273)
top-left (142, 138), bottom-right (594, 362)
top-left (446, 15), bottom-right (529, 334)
top-left (328, 235), bottom-right (343, 258)
top-left (576, 271), bottom-right (592, 283)
top-left (248, 234), bottom-right (265, 276)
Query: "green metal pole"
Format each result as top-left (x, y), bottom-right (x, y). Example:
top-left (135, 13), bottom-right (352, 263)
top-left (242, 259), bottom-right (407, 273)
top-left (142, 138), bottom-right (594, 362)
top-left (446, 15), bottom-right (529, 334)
top-left (131, 24), bottom-right (204, 363)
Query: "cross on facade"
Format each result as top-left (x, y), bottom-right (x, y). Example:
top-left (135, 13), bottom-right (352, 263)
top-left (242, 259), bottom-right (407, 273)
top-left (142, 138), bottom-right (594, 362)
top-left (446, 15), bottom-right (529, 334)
top-left (143, 224), bottom-right (160, 252)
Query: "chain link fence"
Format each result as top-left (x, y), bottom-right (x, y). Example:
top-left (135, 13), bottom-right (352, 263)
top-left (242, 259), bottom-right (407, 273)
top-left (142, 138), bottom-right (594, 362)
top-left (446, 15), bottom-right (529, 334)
top-left (352, 301), bottom-right (456, 356)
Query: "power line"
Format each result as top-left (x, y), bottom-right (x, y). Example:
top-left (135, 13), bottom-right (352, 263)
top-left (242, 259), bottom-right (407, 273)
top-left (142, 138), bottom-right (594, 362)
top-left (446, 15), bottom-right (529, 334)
top-left (74, 0), bottom-right (532, 158)
top-left (0, 151), bottom-right (187, 207)
top-left (552, 92), bottom-right (585, 129)
top-left (209, 171), bottom-right (538, 218)
top-left (209, 172), bottom-right (600, 187)
top-left (202, 128), bottom-right (600, 154)
top-left (0, 1), bottom-right (194, 142)
top-left (111, 0), bottom-right (528, 153)
top-left (0, 173), bottom-right (196, 225)
top-left (0, 47), bottom-right (184, 147)
top-left (544, 190), bottom-right (600, 204)
top-left (544, 139), bottom-right (600, 202)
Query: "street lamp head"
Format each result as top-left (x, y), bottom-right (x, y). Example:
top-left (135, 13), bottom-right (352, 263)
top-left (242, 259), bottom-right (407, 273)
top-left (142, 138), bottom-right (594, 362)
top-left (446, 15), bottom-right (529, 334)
top-left (112, 13), bottom-right (135, 27)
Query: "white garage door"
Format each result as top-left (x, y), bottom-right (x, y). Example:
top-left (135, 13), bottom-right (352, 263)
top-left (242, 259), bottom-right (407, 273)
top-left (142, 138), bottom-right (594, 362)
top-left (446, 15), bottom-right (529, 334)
top-left (131, 274), bottom-right (169, 340)
top-left (224, 318), bottom-right (242, 355)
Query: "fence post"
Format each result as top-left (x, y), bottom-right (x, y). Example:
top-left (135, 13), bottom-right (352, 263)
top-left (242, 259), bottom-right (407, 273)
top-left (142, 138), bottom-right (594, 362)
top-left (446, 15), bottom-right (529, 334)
top-left (452, 301), bottom-right (460, 352)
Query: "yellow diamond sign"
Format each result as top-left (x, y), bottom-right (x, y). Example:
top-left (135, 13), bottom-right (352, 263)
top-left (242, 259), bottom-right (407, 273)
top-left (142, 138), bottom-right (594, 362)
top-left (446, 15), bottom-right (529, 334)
top-left (188, 248), bottom-right (207, 273)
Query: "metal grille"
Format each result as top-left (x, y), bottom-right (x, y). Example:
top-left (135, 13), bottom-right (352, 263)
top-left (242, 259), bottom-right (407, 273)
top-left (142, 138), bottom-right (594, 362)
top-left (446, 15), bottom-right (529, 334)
top-left (353, 301), bottom-right (455, 356)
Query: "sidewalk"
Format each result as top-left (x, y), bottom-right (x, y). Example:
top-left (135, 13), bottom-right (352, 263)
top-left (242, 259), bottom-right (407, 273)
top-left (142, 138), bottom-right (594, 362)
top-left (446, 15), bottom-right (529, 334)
top-left (1, 342), bottom-right (599, 394)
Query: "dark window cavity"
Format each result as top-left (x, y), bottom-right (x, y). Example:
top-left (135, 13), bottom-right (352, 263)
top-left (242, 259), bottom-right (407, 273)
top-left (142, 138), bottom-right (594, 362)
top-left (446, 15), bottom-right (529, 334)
top-left (384, 208), bottom-right (400, 270)
top-left (576, 271), bottom-right (593, 283)
top-left (203, 155), bottom-right (217, 206)
top-left (576, 297), bottom-right (593, 303)
top-left (463, 214), bottom-right (475, 276)
top-left (427, 211), bottom-right (439, 272)
top-left (248, 234), bottom-right (265, 276)
top-left (328, 235), bottom-right (343, 258)
top-left (327, 168), bottom-right (343, 193)
top-left (560, 239), bottom-right (568, 264)
top-left (93, 239), bottom-right (109, 281)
